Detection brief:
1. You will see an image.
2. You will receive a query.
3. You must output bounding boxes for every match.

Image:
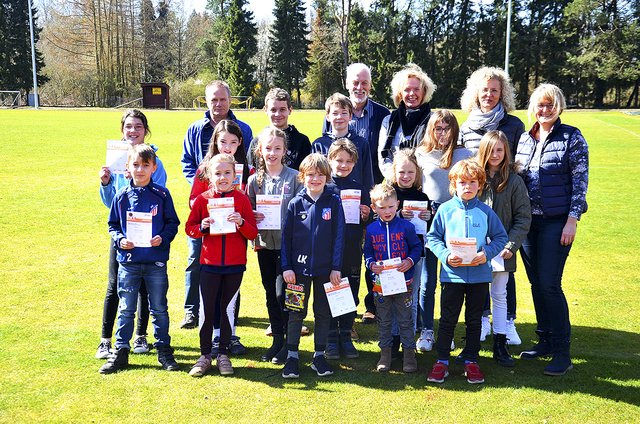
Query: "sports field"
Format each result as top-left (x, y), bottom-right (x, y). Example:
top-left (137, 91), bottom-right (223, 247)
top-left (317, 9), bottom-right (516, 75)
top-left (0, 108), bottom-right (639, 422)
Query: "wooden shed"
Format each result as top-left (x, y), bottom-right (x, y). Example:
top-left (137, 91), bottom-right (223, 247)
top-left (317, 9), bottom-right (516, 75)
top-left (141, 83), bottom-right (170, 109)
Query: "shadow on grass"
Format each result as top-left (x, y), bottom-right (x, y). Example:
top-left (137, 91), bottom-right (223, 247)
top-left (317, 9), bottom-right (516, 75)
top-left (174, 320), bottom-right (640, 406)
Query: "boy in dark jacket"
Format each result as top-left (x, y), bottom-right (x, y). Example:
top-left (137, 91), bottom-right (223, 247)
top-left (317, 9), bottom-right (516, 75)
top-left (281, 154), bottom-right (345, 378)
top-left (100, 144), bottom-right (180, 374)
top-left (364, 184), bottom-right (422, 373)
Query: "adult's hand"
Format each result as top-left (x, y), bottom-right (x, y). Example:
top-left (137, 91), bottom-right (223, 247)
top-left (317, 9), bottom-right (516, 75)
top-left (561, 217), bottom-right (578, 246)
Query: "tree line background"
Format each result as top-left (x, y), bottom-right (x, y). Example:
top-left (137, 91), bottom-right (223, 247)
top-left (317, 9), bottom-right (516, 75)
top-left (2, 0), bottom-right (639, 109)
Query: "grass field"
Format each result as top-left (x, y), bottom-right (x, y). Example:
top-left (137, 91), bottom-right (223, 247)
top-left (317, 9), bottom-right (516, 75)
top-left (0, 107), bottom-right (639, 423)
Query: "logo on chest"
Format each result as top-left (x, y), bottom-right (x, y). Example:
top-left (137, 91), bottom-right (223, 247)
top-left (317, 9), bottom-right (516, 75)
top-left (322, 208), bottom-right (331, 220)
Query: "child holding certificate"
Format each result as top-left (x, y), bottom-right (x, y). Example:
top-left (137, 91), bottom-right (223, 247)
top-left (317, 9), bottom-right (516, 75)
top-left (247, 128), bottom-right (303, 363)
top-left (425, 159), bottom-right (508, 384)
top-left (389, 150), bottom-right (431, 354)
top-left (188, 120), bottom-right (253, 356)
top-left (100, 144), bottom-right (180, 374)
top-left (325, 139), bottom-right (372, 360)
top-left (96, 109), bottom-right (167, 359)
top-left (476, 131), bottom-right (531, 367)
top-left (364, 184), bottom-right (422, 373)
top-left (281, 154), bottom-right (345, 379)
top-left (185, 154), bottom-right (258, 377)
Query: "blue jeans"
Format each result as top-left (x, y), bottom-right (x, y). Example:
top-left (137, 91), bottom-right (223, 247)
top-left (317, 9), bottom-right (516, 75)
top-left (419, 248), bottom-right (438, 331)
top-left (391, 257), bottom-right (423, 335)
top-left (520, 215), bottom-right (572, 343)
top-left (115, 262), bottom-right (171, 349)
top-left (184, 236), bottom-right (202, 315)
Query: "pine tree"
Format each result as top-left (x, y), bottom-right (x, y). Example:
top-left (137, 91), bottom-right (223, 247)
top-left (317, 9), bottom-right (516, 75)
top-left (305, 1), bottom-right (343, 107)
top-left (269, 0), bottom-right (310, 106)
top-left (0, 0), bottom-right (48, 93)
top-left (218, 0), bottom-right (257, 97)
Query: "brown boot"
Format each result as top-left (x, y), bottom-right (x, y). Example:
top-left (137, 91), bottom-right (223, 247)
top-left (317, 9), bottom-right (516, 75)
top-left (377, 347), bottom-right (392, 372)
top-left (403, 348), bottom-right (418, 373)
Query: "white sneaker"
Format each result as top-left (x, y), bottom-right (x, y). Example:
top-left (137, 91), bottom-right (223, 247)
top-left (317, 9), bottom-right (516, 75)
top-left (451, 339), bottom-right (456, 350)
top-left (505, 319), bottom-right (522, 345)
top-left (417, 329), bottom-right (434, 352)
top-left (480, 316), bottom-right (491, 342)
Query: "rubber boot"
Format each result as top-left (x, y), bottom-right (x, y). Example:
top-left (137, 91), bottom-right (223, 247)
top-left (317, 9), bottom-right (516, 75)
top-left (377, 347), bottom-right (392, 372)
top-left (261, 333), bottom-right (284, 362)
top-left (157, 345), bottom-right (180, 371)
top-left (402, 348), bottom-right (418, 373)
top-left (272, 344), bottom-right (288, 365)
top-left (325, 330), bottom-right (340, 360)
top-left (544, 339), bottom-right (573, 376)
top-left (520, 330), bottom-right (552, 359)
top-left (99, 347), bottom-right (129, 374)
top-left (493, 333), bottom-right (515, 367)
top-left (340, 330), bottom-right (359, 359)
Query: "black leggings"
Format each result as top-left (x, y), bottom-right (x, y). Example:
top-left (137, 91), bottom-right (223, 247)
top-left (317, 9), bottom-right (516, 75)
top-left (257, 249), bottom-right (288, 335)
top-left (101, 242), bottom-right (149, 338)
top-left (199, 270), bottom-right (243, 355)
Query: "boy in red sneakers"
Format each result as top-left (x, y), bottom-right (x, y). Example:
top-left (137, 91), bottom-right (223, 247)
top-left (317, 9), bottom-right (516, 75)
top-left (425, 159), bottom-right (507, 384)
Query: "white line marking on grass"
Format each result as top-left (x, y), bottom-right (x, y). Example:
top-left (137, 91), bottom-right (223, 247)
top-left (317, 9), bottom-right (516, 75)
top-left (594, 117), bottom-right (640, 139)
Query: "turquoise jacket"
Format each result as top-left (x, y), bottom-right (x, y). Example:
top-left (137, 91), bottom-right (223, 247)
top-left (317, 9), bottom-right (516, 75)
top-left (426, 195), bottom-right (507, 284)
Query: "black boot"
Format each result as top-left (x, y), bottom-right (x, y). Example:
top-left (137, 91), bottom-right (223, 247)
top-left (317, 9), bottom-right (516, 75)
top-left (520, 330), bottom-right (552, 359)
top-left (493, 333), bottom-right (515, 367)
top-left (99, 347), bottom-right (129, 374)
top-left (261, 334), bottom-right (285, 362)
top-left (157, 345), bottom-right (180, 371)
top-left (544, 338), bottom-right (573, 376)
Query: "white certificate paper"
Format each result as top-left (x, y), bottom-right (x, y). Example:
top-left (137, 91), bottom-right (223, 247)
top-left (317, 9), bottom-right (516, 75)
top-left (448, 237), bottom-right (477, 265)
top-left (233, 164), bottom-right (243, 188)
top-left (340, 189), bottom-right (361, 224)
top-left (491, 255), bottom-right (505, 272)
top-left (126, 211), bottom-right (152, 247)
top-left (256, 194), bottom-right (282, 230)
top-left (404, 200), bottom-right (429, 235)
top-left (106, 140), bottom-right (129, 174)
top-left (378, 257), bottom-right (407, 296)
top-left (324, 277), bottom-right (357, 318)
top-left (208, 197), bottom-right (236, 235)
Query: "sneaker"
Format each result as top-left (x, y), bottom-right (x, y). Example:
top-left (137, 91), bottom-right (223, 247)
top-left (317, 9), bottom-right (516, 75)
top-left (157, 345), bottom-right (180, 371)
top-left (505, 319), bottom-right (522, 345)
top-left (362, 311), bottom-right (376, 324)
top-left (216, 354), bottom-right (234, 376)
top-left (311, 355), bottom-right (334, 376)
top-left (229, 336), bottom-right (247, 355)
top-left (189, 355), bottom-right (212, 377)
top-left (324, 343), bottom-right (340, 360)
top-left (265, 325), bottom-right (272, 336)
top-left (180, 312), bottom-right (198, 329)
top-left (480, 316), bottom-right (491, 342)
top-left (464, 362), bottom-right (485, 384)
top-left (350, 328), bottom-right (360, 341)
top-left (282, 357), bottom-right (300, 379)
top-left (95, 340), bottom-right (112, 359)
top-left (300, 326), bottom-right (310, 336)
top-left (427, 362), bottom-right (449, 383)
top-left (99, 348), bottom-right (129, 374)
top-left (211, 337), bottom-right (220, 355)
top-left (451, 339), bottom-right (456, 350)
top-left (132, 335), bottom-right (150, 354)
top-left (417, 329), bottom-right (434, 352)
top-left (454, 354), bottom-right (467, 365)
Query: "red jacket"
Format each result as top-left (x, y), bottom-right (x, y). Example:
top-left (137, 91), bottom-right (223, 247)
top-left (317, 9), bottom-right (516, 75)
top-left (186, 188), bottom-right (258, 267)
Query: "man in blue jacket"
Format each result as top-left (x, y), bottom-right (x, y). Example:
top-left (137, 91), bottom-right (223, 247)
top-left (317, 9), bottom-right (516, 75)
top-left (179, 80), bottom-right (253, 330)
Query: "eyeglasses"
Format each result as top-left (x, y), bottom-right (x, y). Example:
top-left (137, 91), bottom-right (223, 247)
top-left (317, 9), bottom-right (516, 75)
top-left (536, 103), bottom-right (555, 111)
top-left (434, 126), bottom-right (450, 133)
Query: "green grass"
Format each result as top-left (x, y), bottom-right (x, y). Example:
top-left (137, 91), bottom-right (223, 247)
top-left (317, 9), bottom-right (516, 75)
top-left (0, 107), bottom-right (639, 423)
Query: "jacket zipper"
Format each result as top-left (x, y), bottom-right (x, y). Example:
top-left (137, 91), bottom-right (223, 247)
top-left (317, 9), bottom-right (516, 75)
top-left (220, 191), bottom-right (227, 266)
